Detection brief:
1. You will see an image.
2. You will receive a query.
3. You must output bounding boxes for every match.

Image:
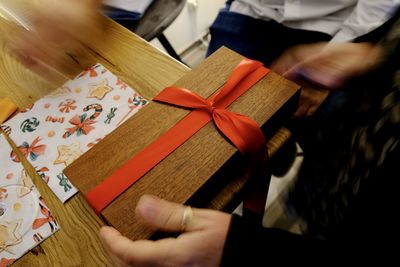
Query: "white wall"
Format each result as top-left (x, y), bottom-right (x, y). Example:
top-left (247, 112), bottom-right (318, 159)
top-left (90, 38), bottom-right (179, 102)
top-left (151, 0), bottom-right (226, 54)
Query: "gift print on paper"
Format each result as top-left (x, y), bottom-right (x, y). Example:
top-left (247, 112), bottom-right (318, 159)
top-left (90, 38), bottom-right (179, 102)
top-left (59, 99), bottom-right (77, 113)
top-left (116, 78), bottom-right (128, 90)
top-left (78, 64), bottom-right (100, 79)
top-left (11, 137), bottom-right (46, 163)
top-left (32, 200), bottom-right (58, 233)
top-left (1, 64), bottom-right (149, 202)
top-left (57, 173), bottom-right (72, 192)
top-left (117, 93), bottom-right (149, 126)
top-left (20, 118), bottom-right (40, 133)
top-left (0, 134), bottom-right (59, 263)
top-left (0, 220), bottom-right (22, 254)
top-left (17, 170), bottom-right (34, 198)
top-left (35, 167), bottom-right (50, 184)
top-left (53, 142), bottom-right (83, 167)
top-left (88, 79), bottom-right (113, 100)
top-left (46, 116), bottom-right (65, 123)
top-left (63, 104), bottom-right (103, 138)
top-left (104, 107), bottom-right (117, 124)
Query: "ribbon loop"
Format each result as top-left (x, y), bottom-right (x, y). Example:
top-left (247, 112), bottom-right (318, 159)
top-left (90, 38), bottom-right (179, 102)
top-left (154, 87), bottom-right (210, 110)
top-left (212, 109), bottom-right (265, 154)
top-left (154, 59), bottom-right (267, 154)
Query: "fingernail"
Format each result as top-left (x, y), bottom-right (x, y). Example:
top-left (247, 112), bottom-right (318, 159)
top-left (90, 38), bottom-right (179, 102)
top-left (136, 195), bottom-right (158, 220)
top-left (99, 226), bottom-right (109, 239)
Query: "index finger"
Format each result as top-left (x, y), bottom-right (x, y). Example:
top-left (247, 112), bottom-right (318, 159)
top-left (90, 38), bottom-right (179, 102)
top-left (135, 195), bottom-right (200, 233)
top-left (100, 226), bottom-right (177, 266)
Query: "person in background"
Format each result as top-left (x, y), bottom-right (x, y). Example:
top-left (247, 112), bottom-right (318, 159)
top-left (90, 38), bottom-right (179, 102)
top-left (207, 0), bottom-right (400, 161)
top-left (103, 0), bottom-right (154, 21)
top-left (208, 0), bottom-right (398, 63)
top-left (99, 9), bottom-right (400, 266)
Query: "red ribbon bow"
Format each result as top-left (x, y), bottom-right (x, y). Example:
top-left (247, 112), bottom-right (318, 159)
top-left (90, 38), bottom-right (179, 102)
top-left (85, 59), bottom-right (270, 214)
top-left (154, 59), bottom-right (266, 154)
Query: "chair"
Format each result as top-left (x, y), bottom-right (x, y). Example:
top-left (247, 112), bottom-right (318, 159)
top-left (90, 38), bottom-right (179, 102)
top-left (109, 0), bottom-right (186, 62)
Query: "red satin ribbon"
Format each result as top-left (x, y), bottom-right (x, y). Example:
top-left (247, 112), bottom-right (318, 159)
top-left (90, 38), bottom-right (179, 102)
top-left (86, 59), bottom-right (270, 214)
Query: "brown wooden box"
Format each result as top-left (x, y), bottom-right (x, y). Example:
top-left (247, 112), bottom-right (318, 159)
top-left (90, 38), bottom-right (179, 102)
top-left (65, 47), bottom-right (300, 240)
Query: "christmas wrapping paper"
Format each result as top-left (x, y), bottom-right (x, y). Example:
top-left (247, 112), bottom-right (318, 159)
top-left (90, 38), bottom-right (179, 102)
top-left (0, 133), bottom-right (59, 266)
top-left (1, 64), bottom-right (148, 202)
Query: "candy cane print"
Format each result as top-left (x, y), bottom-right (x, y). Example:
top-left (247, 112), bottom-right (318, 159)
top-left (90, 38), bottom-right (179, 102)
top-left (62, 104), bottom-right (103, 138)
top-left (83, 104), bottom-right (103, 120)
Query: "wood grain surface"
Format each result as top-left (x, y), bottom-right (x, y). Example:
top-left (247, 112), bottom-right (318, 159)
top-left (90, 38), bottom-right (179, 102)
top-left (0, 16), bottom-right (187, 266)
top-left (65, 47), bottom-right (300, 241)
top-left (0, 14), bottom-right (298, 266)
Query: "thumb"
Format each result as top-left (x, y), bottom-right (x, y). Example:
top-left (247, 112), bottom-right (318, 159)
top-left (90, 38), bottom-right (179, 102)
top-left (135, 195), bottom-right (198, 233)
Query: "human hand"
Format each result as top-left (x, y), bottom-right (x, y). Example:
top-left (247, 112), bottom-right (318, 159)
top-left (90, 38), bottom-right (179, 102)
top-left (100, 195), bottom-right (231, 267)
top-left (293, 87), bottom-right (330, 118)
top-left (272, 42), bottom-right (383, 118)
top-left (1, 0), bottom-right (103, 80)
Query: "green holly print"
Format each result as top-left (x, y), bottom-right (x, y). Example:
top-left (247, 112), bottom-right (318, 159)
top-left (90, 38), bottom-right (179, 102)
top-left (57, 173), bottom-right (72, 192)
top-left (104, 107), bottom-right (117, 124)
top-left (20, 117), bottom-right (40, 133)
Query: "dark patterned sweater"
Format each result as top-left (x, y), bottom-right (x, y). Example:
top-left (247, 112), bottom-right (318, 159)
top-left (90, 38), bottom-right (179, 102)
top-left (221, 8), bottom-right (400, 267)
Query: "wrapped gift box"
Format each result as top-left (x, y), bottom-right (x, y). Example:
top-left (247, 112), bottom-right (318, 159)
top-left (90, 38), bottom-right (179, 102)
top-left (65, 47), bottom-right (300, 240)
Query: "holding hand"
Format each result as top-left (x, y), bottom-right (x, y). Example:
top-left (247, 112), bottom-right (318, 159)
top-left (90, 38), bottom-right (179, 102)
top-left (100, 195), bottom-right (231, 267)
top-left (1, 0), bottom-right (103, 82)
top-left (272, 42), bottom-right (383, 118)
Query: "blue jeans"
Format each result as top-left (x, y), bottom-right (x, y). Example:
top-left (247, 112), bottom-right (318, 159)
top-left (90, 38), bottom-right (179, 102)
top-left (207, 4), bottom-right (331, 66)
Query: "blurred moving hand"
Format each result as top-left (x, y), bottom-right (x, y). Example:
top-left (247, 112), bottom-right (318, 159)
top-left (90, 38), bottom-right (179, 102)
top-left (272, 42), bottom-right (383, 118)
top-left (0, 0), bottom-right (103, 80)
top-left (100, 195), bottom-right (231, 267)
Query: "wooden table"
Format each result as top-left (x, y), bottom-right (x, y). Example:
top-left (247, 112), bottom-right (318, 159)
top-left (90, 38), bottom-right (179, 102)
top-left (0, 15), bottom-right (189, 266)
top-left (0, 16), bottom-right (294, 266)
